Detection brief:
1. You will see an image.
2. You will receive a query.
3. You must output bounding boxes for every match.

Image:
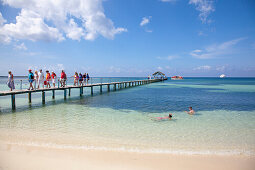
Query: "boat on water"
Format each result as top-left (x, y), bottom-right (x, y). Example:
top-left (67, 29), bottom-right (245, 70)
top-left (220, 74), bottom-right (226, 78)
top-left (171, 76), bottom-right (183, 80)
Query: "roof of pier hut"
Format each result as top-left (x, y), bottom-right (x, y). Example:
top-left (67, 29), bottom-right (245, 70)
top-left (152, 71), bottom-right (166, 78)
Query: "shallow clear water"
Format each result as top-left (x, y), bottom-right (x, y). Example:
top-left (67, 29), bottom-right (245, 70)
top-left (0, 77), bottom-right (255, 155)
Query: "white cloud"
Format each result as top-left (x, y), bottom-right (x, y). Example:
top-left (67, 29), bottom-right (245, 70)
top-left (190, 38), bottom-right (245, 59)
top-left (198, 31), bottom-right (207, 36)
top-left (108, 66), bottom-right (121, 73)
top-left (157, 55), bottom-right (178, 60)
top-left (160, 0), bottom-right (176, 2)
top-left (28, 64), bottom-right (65, 74)
top-left (140, 16), bottom-right (151, 27)
top-left (14, 42), bottom-right (27, 50)
top-left (0, 12), bottom-right (6, 26)
top-left (193, 65), bottom-right (211, 70)
top-left (157, 66), bottom-right (163, 71)
top-left (215, 65), bottom-right (226, 72)
top-left (189, 0), bottom-right (215, 23)
top-left (145, 29), bottom-right (153, 33)
top-left (0, 0), bottom-right (127, 43)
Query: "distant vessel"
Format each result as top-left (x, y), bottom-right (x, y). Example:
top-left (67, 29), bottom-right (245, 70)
top-left (220, 74), bottom-right (226, 78)
top-left (171, 76), bottom-right (183, 80)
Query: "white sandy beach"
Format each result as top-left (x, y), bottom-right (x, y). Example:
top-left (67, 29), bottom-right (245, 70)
top-left (0, 143), bottom-right (254, 170)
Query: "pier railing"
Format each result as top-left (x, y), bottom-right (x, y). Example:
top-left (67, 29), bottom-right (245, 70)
top-left (7, 77), bottom-right (150, 90)
top-left (0, 77), bottom-right (167, 110)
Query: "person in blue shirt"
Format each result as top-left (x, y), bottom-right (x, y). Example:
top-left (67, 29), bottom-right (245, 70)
top-left (79, 73), bottom-right (83, 86)
top-left (86, 73), bottom-right (90, 84)
top-left (28, 69), bottom-right (34, 90)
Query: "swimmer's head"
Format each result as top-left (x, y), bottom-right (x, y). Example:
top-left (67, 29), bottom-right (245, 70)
top-left (189, 107), bottom-right (192, 110)
top-left (169, 114), bottom-right (172, 118)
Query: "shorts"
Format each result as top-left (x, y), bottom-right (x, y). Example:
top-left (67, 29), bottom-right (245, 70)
top-left (29, 80), bottom-right (34, 83)
top-left (52, 79), bottom-right (56, 84)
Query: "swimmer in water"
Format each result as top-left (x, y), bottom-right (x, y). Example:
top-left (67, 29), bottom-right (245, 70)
top-left (185, 107), bottom-right (195, 115)
top-left (154, 113), bottom-right (173, 120)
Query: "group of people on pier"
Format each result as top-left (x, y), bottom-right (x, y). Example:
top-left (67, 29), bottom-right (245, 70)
top-left (7, 69), bottom-right (90, 91)
top-left (73, 72), bottom-right (90, 86)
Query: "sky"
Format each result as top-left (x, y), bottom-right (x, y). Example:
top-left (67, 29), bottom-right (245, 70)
top-left (0, 0), bottom-right (255, 77)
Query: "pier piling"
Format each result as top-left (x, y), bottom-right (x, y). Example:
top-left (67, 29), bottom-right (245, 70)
top-left (91, 86), bottom-right (93, 95)
top-left (28, 92), bottom-right (32, 103)
top-left (42, 91), bottom-right (45, 104)
top-left (64, 89), bottom-right (67, 100)
top-left (11, 94), bottom-right (15, 110)
top-left (52, 90), bottom-right (55, 99)
top-left (100, 85), bottom-right (102, 93)
top-left (107, 85), bottom-right (110, 92)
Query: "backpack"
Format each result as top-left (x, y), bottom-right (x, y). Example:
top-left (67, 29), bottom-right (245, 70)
top-left (30, 73), bottom-right (34, 80)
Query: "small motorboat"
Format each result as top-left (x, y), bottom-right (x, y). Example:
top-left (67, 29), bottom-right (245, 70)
top-left (171, 76), bottom-right (183, 80)
top-left (220, 74), bottom-right (226, 78)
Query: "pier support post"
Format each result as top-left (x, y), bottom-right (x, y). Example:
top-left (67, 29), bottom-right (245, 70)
top-left (80, 87), bottom-right (83, 96)
top-left (107, 85), bottom-right (110, 92)
top-left (52, 90), bottom-right (55, 99)
top-left (28, 92), bottom-right (32, 103)
top-left (114, 84), bottom-right (116, 91)
top-left (91, 86), bottom-right (93, 95)
top-left (64, 89), bottom-right (67, 100)
top-left (69, 88), bottom-right (71, 96)
top-left (11, 94), bottom-right (15, 110)
top-left (100, 85), bottom-right (102, 93)
top-left (42, 91), bottom-right (45, 104)
top-left (125, 83), bottom-right (127, 88)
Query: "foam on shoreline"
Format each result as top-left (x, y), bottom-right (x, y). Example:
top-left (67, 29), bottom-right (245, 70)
top-left (2, 141), bottom-right (254, 156)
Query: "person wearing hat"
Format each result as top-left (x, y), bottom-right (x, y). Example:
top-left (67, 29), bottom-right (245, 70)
top-left (28, 69), bottom-right (34, 90)
top-left (51, 71), bottom-right (57, 87)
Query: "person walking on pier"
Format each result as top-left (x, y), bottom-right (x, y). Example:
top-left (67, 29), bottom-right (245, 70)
top-left (34, 71), bottom-right (38, 89)
top-left (86, 73), bottom-right (90, 84)
top-left (45, 70), bottom-right (51, 88)
top-left (60, 70), bottom-right (66, 87)
top-left (28, 69), bottom-right (34, 90)
top-left (79, 73), bottom-right (83, 86)
top-left (7, 71), bottom-right (15, 91)
top-left (73, 72), bottom-right (78, 86)
top-left (38, 69), bottom-right (44, 89)
top-left (83, 73), bottom-right (87, 85)
top-left (51, 71), bottom-right (57, 88)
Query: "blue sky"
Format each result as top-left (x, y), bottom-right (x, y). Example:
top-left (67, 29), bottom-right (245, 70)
top-left (0, 0), bottom-right (255, 77)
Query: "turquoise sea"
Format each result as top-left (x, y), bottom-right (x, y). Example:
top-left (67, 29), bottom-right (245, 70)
top-left (0, 77), bottom-right (255, 155)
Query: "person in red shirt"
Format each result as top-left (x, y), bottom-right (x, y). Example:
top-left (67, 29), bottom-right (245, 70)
top-left (51, 71), bottom-right (57, 87)
top-left (60, 70), bottom-right (67, 87)
top-left (45, 70), bottom-right (51, 88)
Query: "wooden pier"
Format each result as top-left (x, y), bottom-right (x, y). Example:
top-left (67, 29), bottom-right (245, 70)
top-left (0, 78), bottom-right (167, 110)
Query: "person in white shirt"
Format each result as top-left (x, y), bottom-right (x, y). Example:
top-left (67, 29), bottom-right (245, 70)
top-left (38, 69), bottom-right (44, 89)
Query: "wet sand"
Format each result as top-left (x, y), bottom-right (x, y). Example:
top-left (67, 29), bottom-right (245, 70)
top-left (0, 143), bottom-right (254, 170)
